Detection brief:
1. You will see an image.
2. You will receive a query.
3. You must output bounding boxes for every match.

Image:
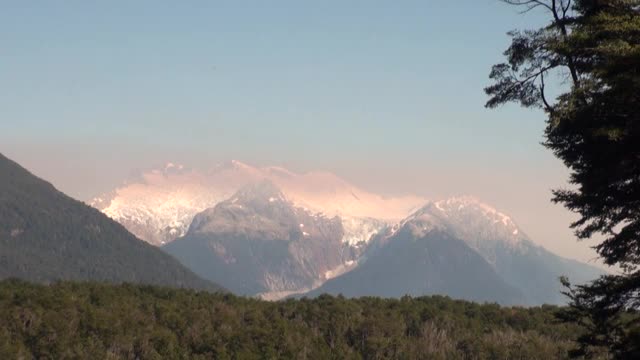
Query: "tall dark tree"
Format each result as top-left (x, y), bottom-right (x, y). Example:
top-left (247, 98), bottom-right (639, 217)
top-left (485, 0), bottom-right (640, 357)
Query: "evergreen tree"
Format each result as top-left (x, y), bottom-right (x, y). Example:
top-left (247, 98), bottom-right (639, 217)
top-left (486, 1), bottom-right (640, 358)
top-left (0, 280), bottom-right (586, 359)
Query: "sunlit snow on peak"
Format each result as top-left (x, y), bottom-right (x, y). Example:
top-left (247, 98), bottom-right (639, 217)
top-left (91, 161), bottom-right (532, 253)
top-left (90, 160), bottom-right (424, 246)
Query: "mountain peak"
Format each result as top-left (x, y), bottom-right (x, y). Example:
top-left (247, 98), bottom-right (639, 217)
top-left (403, 196), bottom-right (526, 250)
top-left (431, 196), bottom-right (516, 229)
top-left (229, 180), bottom-right (288, 205)
top-left (438, 195), bottom-right (481, 206)
top-left (262, 166), bottom-right (298, 178)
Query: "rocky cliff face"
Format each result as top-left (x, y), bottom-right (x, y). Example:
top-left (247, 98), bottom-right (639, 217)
top-left (164, 181), bottom-right (366, 298)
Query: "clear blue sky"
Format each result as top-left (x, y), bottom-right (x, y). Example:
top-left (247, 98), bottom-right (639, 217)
top-left (2, 0), bottom-right (546, 160)
top-left (1, 1), bottom-right (601, 263)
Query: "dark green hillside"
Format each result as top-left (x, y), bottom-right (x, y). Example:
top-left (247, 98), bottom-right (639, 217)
top-left (0, 153), bottom-right (220, 291)
top-left (0, 280), bottom-right (603, 359)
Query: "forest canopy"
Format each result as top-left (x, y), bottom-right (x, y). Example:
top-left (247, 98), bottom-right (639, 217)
top-left (0, 280), bottom-right (611, 360)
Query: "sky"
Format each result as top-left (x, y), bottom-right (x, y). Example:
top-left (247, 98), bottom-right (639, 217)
top-left (0, 1), bottom-right (604, 265)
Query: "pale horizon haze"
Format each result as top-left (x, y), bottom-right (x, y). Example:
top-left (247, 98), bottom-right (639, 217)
top-left (1, 1), bottom-right (604, 266)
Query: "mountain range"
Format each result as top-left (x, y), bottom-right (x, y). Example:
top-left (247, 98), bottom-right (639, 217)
top-left (90, 161), bottom-right (603, 304)
top-left (90, 160), bottom-right (424, 246)
top-left (0, 154), bottom-right (602, 305)
top-left (0, 153), bottom-right (221, 291)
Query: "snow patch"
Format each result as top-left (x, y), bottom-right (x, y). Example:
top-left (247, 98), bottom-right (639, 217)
top-left (341, 216), bottom-right (387, 246)
top-left (324, 260), bottom-right (358, 280)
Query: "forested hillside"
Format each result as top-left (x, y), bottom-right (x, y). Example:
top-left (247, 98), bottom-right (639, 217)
top-left (0, 153), bottom-right (220, 291)
top-left (0, 280), bottom-right (607, 359)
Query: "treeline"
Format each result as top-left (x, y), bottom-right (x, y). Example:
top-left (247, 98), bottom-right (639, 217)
top-left (0, 280), bottom-right (607, 359)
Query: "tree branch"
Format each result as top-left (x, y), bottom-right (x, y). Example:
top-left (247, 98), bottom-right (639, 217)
top-left (561, 0), bottom-right (572, 17)
top-left (502, 0), bottom-right (583, 91)
top-left (540, 71), bottom-right (555, 113)
top-left (550, 0), bottom-right (582, 89)
top-left (491, 65), bottom-right (558, 107)
top-left (501, 0), bottom-right (553, 13)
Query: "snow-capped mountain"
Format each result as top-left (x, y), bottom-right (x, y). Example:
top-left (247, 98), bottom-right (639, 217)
top-left (90, 163), bottom-right (231, 245)
top-left (90, 160), bottom-right (425, 246)
top-left (164, 181), bottom-right (364, 299)
top-left (308, 196), bottom-right (603, 305)
top-left (92, 160), bottom-right (602, 304)
top-left (398, 196), bottom-right (530, 265)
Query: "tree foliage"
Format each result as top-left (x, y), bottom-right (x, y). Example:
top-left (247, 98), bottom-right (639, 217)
top-left (0, 280), bottom-right (601, 359)
top-left (486, 0), bottom-right (640, 357)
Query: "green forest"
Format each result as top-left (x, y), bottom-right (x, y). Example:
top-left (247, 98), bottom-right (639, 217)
top-left (0, 280), bottom-right (607, 360)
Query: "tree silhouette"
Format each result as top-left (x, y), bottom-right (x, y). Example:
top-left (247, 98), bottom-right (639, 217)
top-left (486, 1), bottom-right (640, 357)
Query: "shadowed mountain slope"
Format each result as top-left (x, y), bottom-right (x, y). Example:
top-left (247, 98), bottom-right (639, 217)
top-left (0, 153), bottom-right (221, 291)
top-left (304, 226), bottom-right (527, 305)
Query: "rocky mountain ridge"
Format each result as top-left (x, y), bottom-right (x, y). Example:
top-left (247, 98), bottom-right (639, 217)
top-left (164, 180), bottom-right (363, 299)
top-left (93, 161), bottom-right (604, 303)
top-left (91, 160), bottom-right (424, 246)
